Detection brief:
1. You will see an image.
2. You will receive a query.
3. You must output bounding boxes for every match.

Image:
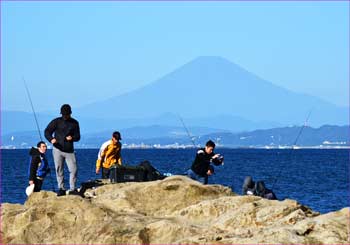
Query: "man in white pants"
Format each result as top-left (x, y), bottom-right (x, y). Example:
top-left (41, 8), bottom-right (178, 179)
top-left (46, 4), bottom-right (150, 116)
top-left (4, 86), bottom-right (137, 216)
top-left (45, 104), bottom-right (80, 196)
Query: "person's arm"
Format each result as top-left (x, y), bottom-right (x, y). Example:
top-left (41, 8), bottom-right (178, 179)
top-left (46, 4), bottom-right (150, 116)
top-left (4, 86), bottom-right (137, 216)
top-left (95, 159), bottom-right (101, 174)
top-left (44, 119), bottom-right (56, 142)
top-left (72, 121), bottom-right (80, 142)
top-left (96, 141), bottom-right (109, 173)
top-left (211, 153), bottom-right (224, 166)
top-left (117, 144), bottom-right (122, 165)
top-left (29, 156), bottom-right (39, 184)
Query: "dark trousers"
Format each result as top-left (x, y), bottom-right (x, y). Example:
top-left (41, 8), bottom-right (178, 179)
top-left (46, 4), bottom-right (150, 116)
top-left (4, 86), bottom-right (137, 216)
top-left (34, 178), bottom-right (43, 192)
top-left (102, 167), bottom-right (111, 179)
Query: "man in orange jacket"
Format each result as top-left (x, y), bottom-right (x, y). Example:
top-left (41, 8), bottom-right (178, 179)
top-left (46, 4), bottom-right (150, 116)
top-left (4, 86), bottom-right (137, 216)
top-left (96, 131), bottom-right (122, 179)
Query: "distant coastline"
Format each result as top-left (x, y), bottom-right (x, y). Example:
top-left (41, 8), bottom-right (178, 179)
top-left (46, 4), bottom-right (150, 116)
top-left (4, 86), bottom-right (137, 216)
top-left (2, 124), bottom-right (348, 149)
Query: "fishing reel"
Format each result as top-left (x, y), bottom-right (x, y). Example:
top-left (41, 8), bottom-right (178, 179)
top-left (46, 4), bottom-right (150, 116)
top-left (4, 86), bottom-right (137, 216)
top-left (211, 154), bottom-right (224, 165)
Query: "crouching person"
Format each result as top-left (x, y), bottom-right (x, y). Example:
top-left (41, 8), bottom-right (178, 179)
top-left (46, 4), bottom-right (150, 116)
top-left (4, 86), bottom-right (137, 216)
top-left (242, 176), bottom-right (255, 195)
top-left (187, 140), bottom-right (224, 184)
top-left (255, 181), bottom-right (277, 200)
top-left (96, 131), bottom-right (122, 179)
top-left (242, 176), bottom-right (277, 200)
top-left (28, 141), bottom-right (50, 193)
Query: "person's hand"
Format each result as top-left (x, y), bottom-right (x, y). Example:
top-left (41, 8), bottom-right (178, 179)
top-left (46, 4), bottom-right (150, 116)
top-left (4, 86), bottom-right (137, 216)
top-left (212, 154), bottom-right (224, 165)
top-left (96, 168), bottom-right (100, 174)
top-left (207, 169), bottom-right (213, 175)
top-left (66, 135), bottom-right (73, 141)
top-left (29, 180), bottom-right (34, 185)
top-left (212, 154), bottom-right (220, 159)
top-left (51, 138), bottom-right (57, 144)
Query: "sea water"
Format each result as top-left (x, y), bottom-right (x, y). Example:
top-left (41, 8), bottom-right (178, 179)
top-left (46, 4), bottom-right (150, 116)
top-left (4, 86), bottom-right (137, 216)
top-left (1, 148), bottom-right (349, 214)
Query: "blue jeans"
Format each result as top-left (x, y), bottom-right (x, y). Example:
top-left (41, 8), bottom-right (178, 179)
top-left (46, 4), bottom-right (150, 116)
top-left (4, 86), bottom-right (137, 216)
top-left (186, 169), bottom-right (208, 184)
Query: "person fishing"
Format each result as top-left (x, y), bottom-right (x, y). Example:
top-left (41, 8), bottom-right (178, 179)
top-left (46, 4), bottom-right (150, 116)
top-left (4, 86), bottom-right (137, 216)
top-left (44, 104), bottom-right (80, 196)
top-left (27, 141), bottom-right (51, 193)
top-left (23, 78), bottom-right (56, 195)
top-left (96, 131), bottom-right (122, 179)
top-left (186, 140), bottom-right (224, 184)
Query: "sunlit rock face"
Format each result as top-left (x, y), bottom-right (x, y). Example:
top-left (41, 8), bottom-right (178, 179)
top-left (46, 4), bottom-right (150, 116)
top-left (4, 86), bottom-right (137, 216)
top-left (2, 176), bottom-right (349, 244)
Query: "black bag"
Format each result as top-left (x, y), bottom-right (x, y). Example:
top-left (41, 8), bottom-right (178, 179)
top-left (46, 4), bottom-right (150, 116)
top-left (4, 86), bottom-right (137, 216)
top-left (79, 180), bottom-right (103, 196)
top-left (110, 165), bottom-right (146, 183)
top-left (138, 160), bottom-right (166, 181)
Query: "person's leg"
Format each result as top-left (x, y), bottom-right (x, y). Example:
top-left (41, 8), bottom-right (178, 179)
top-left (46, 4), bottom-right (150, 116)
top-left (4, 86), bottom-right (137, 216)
top-left (52, 147), bottom-right (65, 190)
top-left (203, 176), bottom-right (209, 185)
top-left (33, 178), bottom-right (43, 192)
top-left (102, 167), bottom-right (110, 179)
top-left (187, 169), bottom-right (206, 184)
top-left (65, 152), bottom-right (77, 190)
top-left (186, 169), bottom-right (197, 180)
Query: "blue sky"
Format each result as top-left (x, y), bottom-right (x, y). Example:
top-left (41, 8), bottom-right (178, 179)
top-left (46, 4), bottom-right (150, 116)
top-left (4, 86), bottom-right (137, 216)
top-left (2, 1), bottom-right (349, 112)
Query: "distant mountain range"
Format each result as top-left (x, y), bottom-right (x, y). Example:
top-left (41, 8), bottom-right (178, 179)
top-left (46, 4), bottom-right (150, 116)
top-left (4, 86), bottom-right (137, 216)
top-left (202, 125), bottom-right (349, 148)
top-left (1, 110), bottom-right (280, 136)
top-left (2, 56), bottom-right (348, 136)
top-left (76, 56), bottom-right (348, 127)
top-left (2, 125), bottom-right (348, 149)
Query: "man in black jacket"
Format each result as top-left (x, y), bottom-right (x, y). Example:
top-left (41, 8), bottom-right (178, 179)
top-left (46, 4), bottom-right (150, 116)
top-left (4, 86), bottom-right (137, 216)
top-left (187, 140), bottom-right (224, 184)
top-left (28, 141), bottom-right (50, 192)
top-left (45, 104), bottom-right (80, 195)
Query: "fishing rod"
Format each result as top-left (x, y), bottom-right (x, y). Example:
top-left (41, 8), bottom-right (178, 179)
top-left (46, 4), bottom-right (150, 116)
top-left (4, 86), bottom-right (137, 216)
top-left (23, 77), bottom-right (56, 192)
top-left (292, 109), bottom-right (313, 147)
top-left (177, 114), bottom-right (197, 148)
top-left (23, 77), bottom-right (43, 141)
top-left (270, 109), bottom-right (313, 190)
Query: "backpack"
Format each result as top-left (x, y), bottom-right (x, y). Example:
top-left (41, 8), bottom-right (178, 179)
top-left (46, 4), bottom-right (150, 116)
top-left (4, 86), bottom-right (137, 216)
top-left (138, 161), bottom-right (166, 181)
top-left (79, 180), bottom-right (103, 196)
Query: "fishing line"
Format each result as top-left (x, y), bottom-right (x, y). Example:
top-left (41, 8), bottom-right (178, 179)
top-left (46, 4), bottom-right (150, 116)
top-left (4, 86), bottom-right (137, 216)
top-left (23, 77), bottom-right (43, 141)
top-left (23, 77), bottom-right (56, 192)
top-left (292, 110), bottom-right (313, 147)
top-left (177, 114), bottom-right (197, 148)
top-left (270, 109), bottom-right (313, 190)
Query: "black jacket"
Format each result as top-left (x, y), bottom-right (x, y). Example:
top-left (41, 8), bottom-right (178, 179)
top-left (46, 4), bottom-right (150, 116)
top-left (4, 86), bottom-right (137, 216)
top-left (44, 117), bottom-right (80, 153)
top-left (28, 147), bottom-right (49, 181)
top-left (191, 148), bottom-right (221, 177)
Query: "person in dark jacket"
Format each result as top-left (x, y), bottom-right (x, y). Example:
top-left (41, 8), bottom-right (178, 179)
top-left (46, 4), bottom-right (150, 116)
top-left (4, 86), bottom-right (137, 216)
top-left (44, 104), bottom-right (80, 196)
top-left (242, 176), bottom-right (277, 200)
top-left (28, 141), bottom-right (50, 192)
top-left (242, 176), bottom-right (255, 195)
top-left (187, 140), bottom-right (224, 184)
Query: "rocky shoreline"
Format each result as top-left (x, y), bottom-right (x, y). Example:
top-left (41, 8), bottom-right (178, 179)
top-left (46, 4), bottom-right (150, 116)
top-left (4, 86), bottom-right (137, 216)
top-left (2, 176), bottom-right (349, 244)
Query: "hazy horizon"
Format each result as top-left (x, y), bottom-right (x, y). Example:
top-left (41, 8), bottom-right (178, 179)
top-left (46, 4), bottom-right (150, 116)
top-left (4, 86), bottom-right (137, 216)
top-left (2, 1), bottom-right (349, 113)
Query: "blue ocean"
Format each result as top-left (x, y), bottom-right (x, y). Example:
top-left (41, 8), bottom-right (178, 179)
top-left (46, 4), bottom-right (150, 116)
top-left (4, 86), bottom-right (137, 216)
top-left (1, 148), bottom-right (349, 214)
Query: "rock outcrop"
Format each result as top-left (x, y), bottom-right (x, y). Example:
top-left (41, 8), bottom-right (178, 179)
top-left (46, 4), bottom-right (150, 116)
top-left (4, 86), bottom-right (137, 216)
top-left (1, 176), bottom-right (349, 244)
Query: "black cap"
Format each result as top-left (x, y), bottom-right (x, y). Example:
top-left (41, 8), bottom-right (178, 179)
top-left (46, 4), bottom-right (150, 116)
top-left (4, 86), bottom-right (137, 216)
top-left (60, 104), bottom-right (72, 115)
top-left (112, 131), bottom-right (122, 140)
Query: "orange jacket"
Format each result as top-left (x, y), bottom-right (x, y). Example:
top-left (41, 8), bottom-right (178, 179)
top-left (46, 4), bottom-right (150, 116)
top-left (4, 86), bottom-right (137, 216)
top-left (96, 140), bottom-right (122, 170)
